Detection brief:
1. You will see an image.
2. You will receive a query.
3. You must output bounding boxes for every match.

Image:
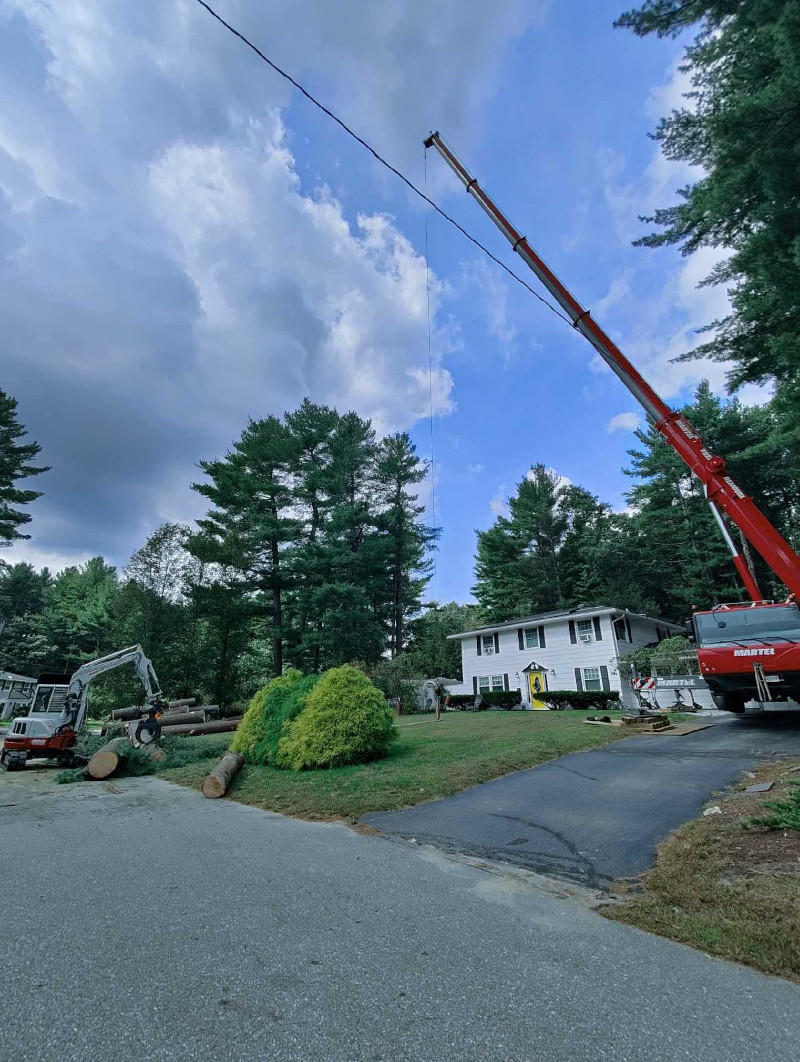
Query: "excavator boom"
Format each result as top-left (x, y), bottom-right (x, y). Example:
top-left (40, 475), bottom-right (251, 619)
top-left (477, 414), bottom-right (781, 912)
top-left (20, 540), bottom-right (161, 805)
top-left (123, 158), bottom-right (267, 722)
top-left (424, 131), bottom-right (800, 602)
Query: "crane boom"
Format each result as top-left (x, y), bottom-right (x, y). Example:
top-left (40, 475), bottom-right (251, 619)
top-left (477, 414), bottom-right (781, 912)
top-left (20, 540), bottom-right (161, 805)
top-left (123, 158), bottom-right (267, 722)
top-left (424, 131), bottom-right (800, 602)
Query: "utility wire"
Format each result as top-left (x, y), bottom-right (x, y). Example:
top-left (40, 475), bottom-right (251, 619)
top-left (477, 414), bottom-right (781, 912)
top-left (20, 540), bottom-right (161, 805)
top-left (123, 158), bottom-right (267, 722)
top-left (193, 0), bottom-right (573, 328)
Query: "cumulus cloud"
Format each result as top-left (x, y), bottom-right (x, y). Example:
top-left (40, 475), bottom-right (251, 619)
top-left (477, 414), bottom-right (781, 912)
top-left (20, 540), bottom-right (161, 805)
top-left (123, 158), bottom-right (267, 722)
top-left (0, 0), bottom-right (537, 569)
top-left (607, 412), bottom-right (640, 434)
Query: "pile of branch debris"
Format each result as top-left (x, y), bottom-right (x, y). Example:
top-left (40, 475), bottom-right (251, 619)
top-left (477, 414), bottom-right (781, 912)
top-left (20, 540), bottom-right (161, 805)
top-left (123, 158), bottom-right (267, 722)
top-left (100, 698), bottom-right (242, 738)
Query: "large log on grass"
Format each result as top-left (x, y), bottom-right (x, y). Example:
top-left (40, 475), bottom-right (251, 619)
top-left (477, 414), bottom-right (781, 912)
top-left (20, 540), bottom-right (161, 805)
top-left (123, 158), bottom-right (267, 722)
top-left (111, 705), bottom-right (147, 722)
top-left (160, 717), bottom-right (242, 736)
top-left (86, 738), bottom-right (166, 780)
top-left (155, 709), bottom-right (208, 727)
top-left (202, 752), bottom-right (244, 799)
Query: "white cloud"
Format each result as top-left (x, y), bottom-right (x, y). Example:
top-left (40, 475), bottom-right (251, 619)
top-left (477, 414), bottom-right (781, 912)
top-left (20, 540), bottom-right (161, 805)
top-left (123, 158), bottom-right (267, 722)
top-left (489, 485), bottom-right (509, 517)
top-left (467, 463), bottom-right (485, 476)
top-left (0, 0), bottom-right (539, 566)
top-left (607, 412), bottom-right (640, 434)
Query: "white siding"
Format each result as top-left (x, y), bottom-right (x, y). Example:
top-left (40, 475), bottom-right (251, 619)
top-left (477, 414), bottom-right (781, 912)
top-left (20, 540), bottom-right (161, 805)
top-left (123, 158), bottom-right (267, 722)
top-left (455, 613), bottom-right (624, 702)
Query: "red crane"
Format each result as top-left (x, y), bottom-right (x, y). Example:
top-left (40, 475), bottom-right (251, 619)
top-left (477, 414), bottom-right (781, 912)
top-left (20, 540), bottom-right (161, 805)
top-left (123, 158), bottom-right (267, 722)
top-left (425, 131), bottom-right (800, 712)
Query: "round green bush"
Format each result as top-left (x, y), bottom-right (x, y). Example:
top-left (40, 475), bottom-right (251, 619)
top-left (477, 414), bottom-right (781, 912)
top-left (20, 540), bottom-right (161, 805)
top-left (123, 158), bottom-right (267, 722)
top-left (230, 670), bottom-right (319, 765)
top-left (277, 665), bottom-right (396, 770)
top-left (252, 672), bottom-right (319, 766)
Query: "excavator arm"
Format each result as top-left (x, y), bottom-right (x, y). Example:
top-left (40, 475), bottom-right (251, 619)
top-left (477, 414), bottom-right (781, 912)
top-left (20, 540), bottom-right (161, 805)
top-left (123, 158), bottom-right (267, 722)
top-left (424, 131), bottom-right (800, 603)
top-left (61, 645), bottom-right (162, 734)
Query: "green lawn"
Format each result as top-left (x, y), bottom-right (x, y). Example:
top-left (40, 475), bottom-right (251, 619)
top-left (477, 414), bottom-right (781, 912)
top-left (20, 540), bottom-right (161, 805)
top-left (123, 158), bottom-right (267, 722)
top-left (162, 710), bottom-right (684, 821)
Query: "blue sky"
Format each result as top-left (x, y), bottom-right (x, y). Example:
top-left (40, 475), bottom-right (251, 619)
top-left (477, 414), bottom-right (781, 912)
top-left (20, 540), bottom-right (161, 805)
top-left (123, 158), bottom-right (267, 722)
top-left (0, 1), bottom-right (752, 602)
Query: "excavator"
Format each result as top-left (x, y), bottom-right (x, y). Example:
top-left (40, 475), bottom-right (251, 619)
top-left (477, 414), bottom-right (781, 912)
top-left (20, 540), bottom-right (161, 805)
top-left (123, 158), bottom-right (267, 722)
top-left (1, 645), bottom-right (165, 770)
top-left (424, 132), bottom-right (800, 713)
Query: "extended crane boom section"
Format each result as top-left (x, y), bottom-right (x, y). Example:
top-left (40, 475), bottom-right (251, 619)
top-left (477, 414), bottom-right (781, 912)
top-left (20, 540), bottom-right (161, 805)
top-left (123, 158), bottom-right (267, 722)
top-left (424, 131), bottom-right (800, 603)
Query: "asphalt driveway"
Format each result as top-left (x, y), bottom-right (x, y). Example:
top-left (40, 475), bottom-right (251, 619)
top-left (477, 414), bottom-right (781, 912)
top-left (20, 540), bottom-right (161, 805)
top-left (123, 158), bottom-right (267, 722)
top-left (362, 711), bottom-right (800, 886)
top-left (1, 768), bottom-right (799, 1061)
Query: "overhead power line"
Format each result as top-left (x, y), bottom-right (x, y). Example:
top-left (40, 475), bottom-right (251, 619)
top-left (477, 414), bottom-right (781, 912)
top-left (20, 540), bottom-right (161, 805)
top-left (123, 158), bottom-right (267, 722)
top-left (193, 0), bottom-right (572, 328)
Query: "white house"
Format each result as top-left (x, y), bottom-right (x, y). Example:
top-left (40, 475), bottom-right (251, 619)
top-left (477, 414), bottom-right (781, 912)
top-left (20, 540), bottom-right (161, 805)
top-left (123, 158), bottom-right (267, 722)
top-left (447, 605), bottom-right (684, 709)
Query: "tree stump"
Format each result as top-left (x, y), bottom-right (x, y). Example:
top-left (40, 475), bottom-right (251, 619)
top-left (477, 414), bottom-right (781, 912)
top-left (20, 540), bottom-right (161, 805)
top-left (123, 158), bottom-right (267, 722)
top-left (202, 752), bottom-right (244, 799)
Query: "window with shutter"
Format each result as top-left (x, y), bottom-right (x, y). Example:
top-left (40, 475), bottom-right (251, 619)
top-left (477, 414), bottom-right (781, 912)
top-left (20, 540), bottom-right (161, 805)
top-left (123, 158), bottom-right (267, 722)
top-left (481, 634), bottom-right (496, 656)
top-left (600, 665), bottom-right (611, 691)
top-left (583, 667), bottom-right (602, 691)
top-left (523, 627), bottom-right (539, 650)
top-left (569, 620), bottom-right (577, 644)
top-left (574, 667), bottom-right (583, 691)
top-left (593, 616), bottom-right (603, 641)
top-left (576, 619), bottom-right (593, 644)
top-left (538, 625), bottom-right (546, 648)
top-left (517, 628), bottom-right (524, 650)
top-left (491, 675), bottom-right (504, 691)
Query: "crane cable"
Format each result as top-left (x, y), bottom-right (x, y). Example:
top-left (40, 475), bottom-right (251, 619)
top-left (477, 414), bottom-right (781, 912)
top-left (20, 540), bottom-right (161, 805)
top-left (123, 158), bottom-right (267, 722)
top-left (193, 0), bottom-right (572, 329)
top-left (424, 147), bottom-right (437, 591)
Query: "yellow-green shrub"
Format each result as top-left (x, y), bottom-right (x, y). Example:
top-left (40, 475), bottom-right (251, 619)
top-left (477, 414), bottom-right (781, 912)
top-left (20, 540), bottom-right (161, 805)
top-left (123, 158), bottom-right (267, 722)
top-left (277, 665), bottom-right (396, 770)
top-left (230, 671), bottom-right (299, 759)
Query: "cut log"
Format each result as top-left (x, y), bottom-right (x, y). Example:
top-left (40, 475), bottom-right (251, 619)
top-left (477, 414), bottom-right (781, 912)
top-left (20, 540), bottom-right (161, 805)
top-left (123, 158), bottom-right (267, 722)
top-left (202, 752), bottom-right (244, 798)
top-left (87, 738), bottom-right (165, 779)
top-left (110, 705), bottom-right (144, 722)
top-left (110, 702), bottom-right (220, 723)
top-left (155, 709), bottom-right (207, 727)
top-left (100, 721), bottom-right (126, 738)
top-left (161, 717), bottom-right (242, 736)
top-left (168, 698), bottom-right (197, 709)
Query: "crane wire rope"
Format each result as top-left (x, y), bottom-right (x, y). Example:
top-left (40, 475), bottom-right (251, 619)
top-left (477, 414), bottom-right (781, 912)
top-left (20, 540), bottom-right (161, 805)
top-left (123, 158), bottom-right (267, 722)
top-left (423, 147), bottom-right (437, 592)
top-left (193, 0), bottom-right (572, 328)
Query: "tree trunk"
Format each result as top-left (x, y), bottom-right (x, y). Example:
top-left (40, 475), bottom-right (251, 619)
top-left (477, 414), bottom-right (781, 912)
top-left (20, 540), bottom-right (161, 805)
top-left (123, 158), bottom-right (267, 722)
top-left (168, 698), bottom-right (197, 709)
top-left (86, 739), bottom-right (165, 780)
top-left (201, 752), bottom-right (244, 798)
top-left (160, 717), bottom-right (241, 736)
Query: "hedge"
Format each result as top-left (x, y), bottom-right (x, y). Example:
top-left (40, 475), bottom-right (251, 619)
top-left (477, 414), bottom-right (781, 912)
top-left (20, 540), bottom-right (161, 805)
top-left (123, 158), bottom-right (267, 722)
top-left (446, 690), bottom-right (620, 711)
top-left (445, 691), bottom-right (523, 710)
top-left (544, 690), bottom-right (620, 710)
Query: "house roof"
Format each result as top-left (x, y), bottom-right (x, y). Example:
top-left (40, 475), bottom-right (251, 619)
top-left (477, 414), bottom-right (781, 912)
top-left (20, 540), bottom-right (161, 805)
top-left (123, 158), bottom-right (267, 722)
top-left (446, 604), bottom-right (684, 640)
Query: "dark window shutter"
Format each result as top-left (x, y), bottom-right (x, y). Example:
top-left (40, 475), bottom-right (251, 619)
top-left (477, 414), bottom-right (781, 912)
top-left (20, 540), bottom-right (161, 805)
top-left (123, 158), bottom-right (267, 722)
top-left (600, 665), bottom-right (610, 691)
top-left (625, 617), bottom-right (632, 642)
top-left (473, 676), bottom-right (478, 695)
top-left (593, 616), bottom-right (603, 641)
top-left (538, 625), bottom-right (546, 648)
top-left (503, 673), bottom-right (509, 691)
top-left (569, 620), bottom-right (577, 644)
top-left (476, 636), bottom-right (482, 656)
top-left (574, 667), bottom-right (583, 691)
top-left (518, 628), bottom-right (524, 651)
top-left (494, 632), bottom-right (500, 653)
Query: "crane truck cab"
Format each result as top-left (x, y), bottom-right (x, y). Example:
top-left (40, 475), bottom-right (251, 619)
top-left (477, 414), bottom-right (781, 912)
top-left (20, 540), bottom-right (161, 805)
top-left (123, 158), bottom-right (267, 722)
top-left (690, 601), bottom-right (800, 712)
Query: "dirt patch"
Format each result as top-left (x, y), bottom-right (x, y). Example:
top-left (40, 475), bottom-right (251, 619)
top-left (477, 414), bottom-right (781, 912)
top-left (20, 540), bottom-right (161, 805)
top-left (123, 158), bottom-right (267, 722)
top-left (602, 760), bottom-right (800, 982)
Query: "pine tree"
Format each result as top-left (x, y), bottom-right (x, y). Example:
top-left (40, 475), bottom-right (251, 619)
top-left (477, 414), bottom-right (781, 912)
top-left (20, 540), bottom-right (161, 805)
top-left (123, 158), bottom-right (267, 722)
top-left (374, 432), bottom-right (436, 657)
top-left (0, 389), bottom-right (48, 545)
top-left (616, 1), bottom-right (800, 442)
top-left (192, 417), bottom-right (299, 676)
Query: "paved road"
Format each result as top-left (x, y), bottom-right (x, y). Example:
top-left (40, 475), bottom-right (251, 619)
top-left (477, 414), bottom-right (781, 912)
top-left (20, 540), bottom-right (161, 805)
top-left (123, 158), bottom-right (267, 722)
top-left (1, 768), bottom-right (799, 1061)
top-left (363, 712), bottom-right (800, 886)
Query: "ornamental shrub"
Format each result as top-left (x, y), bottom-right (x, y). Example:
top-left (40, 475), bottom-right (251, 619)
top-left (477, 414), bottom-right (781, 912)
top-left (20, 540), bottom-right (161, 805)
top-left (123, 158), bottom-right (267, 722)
top-left (230, 671), bottom-right (300, 759)
top-left (277, 665), bottom-right (396, 770)
top-left (251, 672), bottom-right (319, 766)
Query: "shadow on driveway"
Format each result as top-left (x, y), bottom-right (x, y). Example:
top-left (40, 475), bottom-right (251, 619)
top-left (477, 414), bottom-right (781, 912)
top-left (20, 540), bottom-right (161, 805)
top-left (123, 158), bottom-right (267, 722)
top-left (362, 711), bottom-right (800, 887)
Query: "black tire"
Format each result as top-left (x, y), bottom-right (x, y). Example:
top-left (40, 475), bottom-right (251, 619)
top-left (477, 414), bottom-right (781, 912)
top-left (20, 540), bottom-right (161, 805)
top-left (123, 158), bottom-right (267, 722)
top-left (712, 692), bottom-right (746, 713)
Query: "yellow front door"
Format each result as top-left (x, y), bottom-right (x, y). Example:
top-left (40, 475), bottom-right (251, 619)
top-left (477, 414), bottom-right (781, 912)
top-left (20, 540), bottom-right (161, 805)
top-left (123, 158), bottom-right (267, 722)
top-left (528, 671), bottom-right (548, 709)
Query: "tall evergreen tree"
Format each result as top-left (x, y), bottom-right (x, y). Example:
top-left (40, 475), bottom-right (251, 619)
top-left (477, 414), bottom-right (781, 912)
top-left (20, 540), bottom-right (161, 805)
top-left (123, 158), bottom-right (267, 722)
top-left (0, 389), bottom-right (48, 545)
top-left (374, 432), bottom-right (436, 657)
top-left (192, 417), bottom-right (299, 676)
top-left (616, 1), bottom-right (800, 448)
